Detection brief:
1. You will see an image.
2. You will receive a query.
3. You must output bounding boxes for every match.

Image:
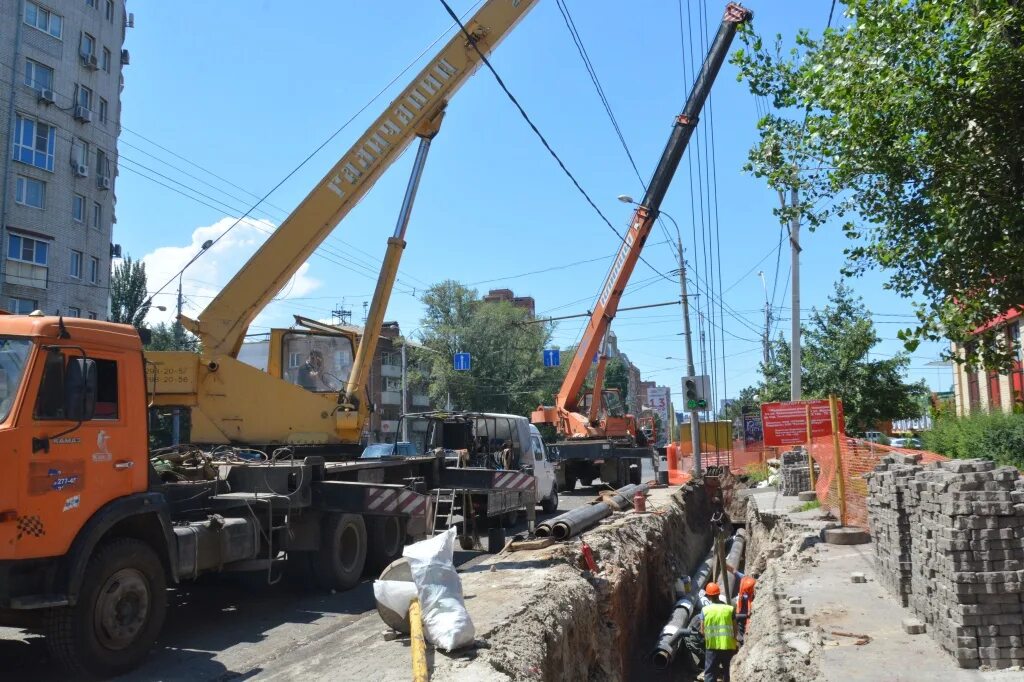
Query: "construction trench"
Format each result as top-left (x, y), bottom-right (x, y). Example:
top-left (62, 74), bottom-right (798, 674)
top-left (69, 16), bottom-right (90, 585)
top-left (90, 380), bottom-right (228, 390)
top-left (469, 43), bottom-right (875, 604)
top-left (363, 474), bottom-right (797, 682)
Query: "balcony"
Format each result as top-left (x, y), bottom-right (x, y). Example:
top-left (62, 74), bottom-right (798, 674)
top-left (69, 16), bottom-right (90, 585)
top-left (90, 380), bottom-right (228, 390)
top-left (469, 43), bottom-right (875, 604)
top-left (380, 363), bottom-right (402, 378)
top-left (411, 394), bottom-right (430, 408)
top-left (380, 390), bottom-right (401, 405)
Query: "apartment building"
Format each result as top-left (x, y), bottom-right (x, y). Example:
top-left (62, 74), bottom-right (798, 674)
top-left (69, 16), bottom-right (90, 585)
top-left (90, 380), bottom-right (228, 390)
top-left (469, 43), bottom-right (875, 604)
top-left (0, 0), bottom-right (129, 318)
top-left (482, 288), bottom-right (536, 317)
top-left (951, 310), bottom-right (1024, 416)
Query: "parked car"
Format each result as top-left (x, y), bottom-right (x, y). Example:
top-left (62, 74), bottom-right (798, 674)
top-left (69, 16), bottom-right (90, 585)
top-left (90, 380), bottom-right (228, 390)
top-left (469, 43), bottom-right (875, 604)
top-left (890, 437), bottom-right (922, 450)
top-left (360, 441), bottom-right (417, 458)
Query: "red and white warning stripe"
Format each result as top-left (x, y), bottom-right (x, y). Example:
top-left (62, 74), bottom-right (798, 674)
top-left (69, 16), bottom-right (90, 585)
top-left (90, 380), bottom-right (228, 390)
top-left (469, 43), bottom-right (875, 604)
top-left (491, 471), bottom-right (535, 491)
top-left (364, 487), bottom-right (427, 517)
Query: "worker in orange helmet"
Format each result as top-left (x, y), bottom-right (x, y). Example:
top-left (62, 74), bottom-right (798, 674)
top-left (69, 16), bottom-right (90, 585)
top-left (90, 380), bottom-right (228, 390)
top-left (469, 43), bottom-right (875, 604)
top-left (735, 575), bottom-right (757, 642)
top-left (698, 581), bottom-right (738, 682)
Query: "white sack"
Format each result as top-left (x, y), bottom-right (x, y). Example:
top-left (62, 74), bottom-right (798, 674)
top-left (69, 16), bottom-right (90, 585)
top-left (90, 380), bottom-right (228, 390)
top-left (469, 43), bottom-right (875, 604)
top-left (373, 579), bottom-right (417, 624)
top-left (402, 527), bottom-right (476, 651)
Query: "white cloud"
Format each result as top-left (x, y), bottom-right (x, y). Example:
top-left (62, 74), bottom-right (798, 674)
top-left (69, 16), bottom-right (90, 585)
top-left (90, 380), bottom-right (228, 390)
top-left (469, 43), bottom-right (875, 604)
top-left (136, 216), bottom-right (321, 330)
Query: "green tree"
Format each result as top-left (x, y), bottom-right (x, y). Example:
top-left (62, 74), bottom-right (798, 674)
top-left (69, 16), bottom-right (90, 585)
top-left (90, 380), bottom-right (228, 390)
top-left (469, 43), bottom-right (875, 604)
top-left (802, 282), bottom-right (929, 433)
top-left (418, 281), bottom-right (557, 415)
top-left (604, 357), bottom-right (630, 403)
top-left (732, 1), bottom-right (1024, 367)
top-left (109, 257), bottom-right (150, 328)
top-left (145, 322), bottom-right (200, 352)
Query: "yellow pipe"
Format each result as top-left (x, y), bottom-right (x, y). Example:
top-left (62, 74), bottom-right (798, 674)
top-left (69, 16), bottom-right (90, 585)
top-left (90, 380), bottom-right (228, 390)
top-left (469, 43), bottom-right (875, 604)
top-left (409, 598), bottom-right (429, 682)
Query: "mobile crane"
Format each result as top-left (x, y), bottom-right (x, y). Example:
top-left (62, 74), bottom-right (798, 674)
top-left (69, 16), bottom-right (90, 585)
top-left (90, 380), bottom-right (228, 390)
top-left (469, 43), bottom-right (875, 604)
top-left (0, 1), bottom-right (544, 677)
top-left (532, 3), bottom-right (752, 488)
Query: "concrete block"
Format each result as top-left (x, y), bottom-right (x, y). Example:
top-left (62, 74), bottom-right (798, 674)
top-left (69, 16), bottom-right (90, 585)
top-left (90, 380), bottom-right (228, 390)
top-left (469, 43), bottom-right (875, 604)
top-left (850, 572), bottom-right (867, 583)
top-left (903, 618), bottom-right (926, 635)
top-left (798, 491), bottom-right (818, 502)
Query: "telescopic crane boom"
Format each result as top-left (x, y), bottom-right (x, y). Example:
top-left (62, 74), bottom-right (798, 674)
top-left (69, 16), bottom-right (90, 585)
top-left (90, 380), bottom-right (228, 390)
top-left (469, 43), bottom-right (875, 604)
top-left (532, 2), bottom-right (751, 441)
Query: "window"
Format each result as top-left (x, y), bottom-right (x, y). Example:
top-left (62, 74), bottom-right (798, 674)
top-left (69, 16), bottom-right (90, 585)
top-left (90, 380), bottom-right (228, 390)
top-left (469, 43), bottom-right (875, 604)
top-left (15, 176), bottom-right (45, 209)
top-left (67, 307), bottom-right (80, 317)
top-left (86, 0), bottom-right (97, 8)
top-left (12, 115), bottom-right (56, 171)
top-left (988, 370), bottom-right (1001, 411)
top-left (71, 138), bottom-right (89, 169)
top-left (98, 98), bottom-right (108, 124)
top-left (8, 298), bottom-right (38, 315)
top-left (8, 234), bottom-right (49, 265)
top-left (92, 201), bottom-right (101, 229)
top-left (89, 256), bottom-right (100, 284)
top-left (70, 250), bottom-right (82, 278)
top-left (76, 84), bottom-right (93, 111)
top-left (72, 194), bottom-right (85, 222)
top-left (95, 149), bottom-right (110, 181)
top-left (87, 312), bottom-right (97, 320)
top-left (80, 32), bottom-right (95, 59)
top-left (34, 354), bottom-right (119, 421)
top-left (105, 0), bottom-right (114, 22)
top-left (383, 377), bottom-right (402, 392)
top-left (24, 59), bottom-right (54, 91)
top-left (24, 2), bottom-right (63, 39)
top-left (101, 48), bottom-right (111, 73)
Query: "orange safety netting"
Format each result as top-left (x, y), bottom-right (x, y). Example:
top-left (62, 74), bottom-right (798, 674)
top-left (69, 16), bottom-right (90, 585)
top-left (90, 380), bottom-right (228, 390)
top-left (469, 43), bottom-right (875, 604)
top-left (808, 435), bottom-right (948, 529)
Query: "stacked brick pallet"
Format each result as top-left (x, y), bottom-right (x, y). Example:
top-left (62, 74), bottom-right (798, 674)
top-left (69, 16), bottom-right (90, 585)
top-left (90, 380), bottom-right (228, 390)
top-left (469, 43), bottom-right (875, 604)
top-left (779, 449), bottom-right (814, 496)
top-left (867, 457), bottom-right (1024, 669)
top-left (865, 454), bottom-right (920, 606)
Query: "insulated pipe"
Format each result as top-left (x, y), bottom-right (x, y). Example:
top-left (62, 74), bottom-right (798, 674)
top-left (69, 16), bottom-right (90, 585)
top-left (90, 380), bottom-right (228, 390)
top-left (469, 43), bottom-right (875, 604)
top-left (551, 504), bottom-right (614, 540)
top-left (605, 483), bottom-right (648, 511)
top-left (651, 545), bottom-right (717, 669)
top-left (725, 528), bottom-right (748, 598)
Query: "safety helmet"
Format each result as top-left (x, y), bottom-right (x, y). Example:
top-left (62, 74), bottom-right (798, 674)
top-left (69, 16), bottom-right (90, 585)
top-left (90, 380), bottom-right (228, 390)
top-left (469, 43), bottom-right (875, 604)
top-left (705, 582), bottom-right (721, 597)
top-left (739, 576), bottom-right (757, 595)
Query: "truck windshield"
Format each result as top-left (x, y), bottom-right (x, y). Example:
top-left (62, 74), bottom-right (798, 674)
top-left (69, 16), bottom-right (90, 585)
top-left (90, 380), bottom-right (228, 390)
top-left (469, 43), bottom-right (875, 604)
top-left (0, 338), bottom-right (31, 422)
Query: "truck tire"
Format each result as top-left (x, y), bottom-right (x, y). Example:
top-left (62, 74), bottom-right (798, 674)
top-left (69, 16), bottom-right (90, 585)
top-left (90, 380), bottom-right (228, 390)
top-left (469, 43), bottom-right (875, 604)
top-left (45, 538), bottom-right (167, 679)
top-left (366, 516), bottom-right (406, 574)
top-left (314, 513), bottom-right (367, 591)
top-left (540, 485), bottom-right (559, 513)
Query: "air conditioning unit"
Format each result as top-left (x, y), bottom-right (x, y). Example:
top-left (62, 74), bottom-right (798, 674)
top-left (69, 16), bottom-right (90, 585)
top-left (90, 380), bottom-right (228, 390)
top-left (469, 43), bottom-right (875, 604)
top-left (72, 162), bottom-right (88, 177)
top-left (36, 89), bottom-right (56, 105)
top-left (98, 176), bottom-right (111, 190)
top-left (74, 106), bottom-right (92, 123)
top-left (120, 49), bottom-right (130, 65)
top-left (82, 53), bottom-right (98, 70)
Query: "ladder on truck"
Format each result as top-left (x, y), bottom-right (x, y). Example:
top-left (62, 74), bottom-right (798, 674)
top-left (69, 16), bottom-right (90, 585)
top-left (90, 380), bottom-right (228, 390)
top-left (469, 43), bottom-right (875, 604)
top-left (429, 489), bottom-right (457, 535)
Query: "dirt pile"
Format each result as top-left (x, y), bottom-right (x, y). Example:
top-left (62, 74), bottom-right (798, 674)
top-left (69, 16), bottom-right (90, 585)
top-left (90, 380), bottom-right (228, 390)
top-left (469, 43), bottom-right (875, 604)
top-left (731, 493), bottom-right (824, 682)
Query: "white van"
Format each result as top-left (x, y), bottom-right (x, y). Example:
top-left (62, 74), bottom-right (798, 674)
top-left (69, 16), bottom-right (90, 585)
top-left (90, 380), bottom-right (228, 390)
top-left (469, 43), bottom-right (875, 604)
top-left (528, 423), bottom-right (559, 513)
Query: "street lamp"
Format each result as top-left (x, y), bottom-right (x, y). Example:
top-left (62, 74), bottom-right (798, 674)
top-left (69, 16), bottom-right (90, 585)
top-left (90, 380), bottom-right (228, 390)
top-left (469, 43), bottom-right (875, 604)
top-left (619, 194), bottom-right (703, 475)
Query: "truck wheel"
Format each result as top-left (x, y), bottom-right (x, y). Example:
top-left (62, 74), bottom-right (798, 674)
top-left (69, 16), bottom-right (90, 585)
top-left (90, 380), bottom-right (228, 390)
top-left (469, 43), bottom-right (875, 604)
top-left (366, 516), bottom-right (406, 574)
top-left (541, 485), bottom-right (559, 513)
top-left (45, 538), bottom-right (167, 679)
top-left (314, 513), bottom-right (367, 591)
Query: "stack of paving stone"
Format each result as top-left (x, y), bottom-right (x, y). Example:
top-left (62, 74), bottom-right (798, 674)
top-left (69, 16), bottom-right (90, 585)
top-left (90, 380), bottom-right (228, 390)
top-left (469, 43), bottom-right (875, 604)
top-left (865, 453), bottom-right (922, 606)
top-left (779, 448), bottom-right (815, 496)
top-left (902, 459), bottom-right (1024, 669)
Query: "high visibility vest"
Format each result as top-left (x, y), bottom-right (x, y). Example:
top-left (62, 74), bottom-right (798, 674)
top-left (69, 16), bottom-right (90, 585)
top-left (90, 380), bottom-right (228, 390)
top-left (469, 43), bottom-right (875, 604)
top-left (702, 603), bottom-right (738, 650)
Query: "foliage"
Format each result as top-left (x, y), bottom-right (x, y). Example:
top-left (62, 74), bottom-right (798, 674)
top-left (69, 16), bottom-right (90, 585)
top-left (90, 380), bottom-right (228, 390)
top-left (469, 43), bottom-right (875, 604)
top-left (923, 412), bottom-right (1024, 469)
top-left (743, 463), bottom-right (772, 483)
top-left (758, 336), bottom-right (792, 404)
top-left (795, 499), bottom-right (821, 512)
top-left (604, 357), bottom-right (630, 403)
top-left (720, 385), bottom-right (762, 422)
top-left (145, 322), bottom-right (201, 352)
top-left (109, 257), bottom-right (150, 328)
top-left (732, 1), bottom-right (1024, 368)
top-left (418, 281), bottom-right (559, 415)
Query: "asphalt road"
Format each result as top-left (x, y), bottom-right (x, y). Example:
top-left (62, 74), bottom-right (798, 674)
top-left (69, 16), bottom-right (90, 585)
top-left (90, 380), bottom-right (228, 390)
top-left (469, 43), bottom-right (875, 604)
top-left (0, 472), bottom-right (646, 682)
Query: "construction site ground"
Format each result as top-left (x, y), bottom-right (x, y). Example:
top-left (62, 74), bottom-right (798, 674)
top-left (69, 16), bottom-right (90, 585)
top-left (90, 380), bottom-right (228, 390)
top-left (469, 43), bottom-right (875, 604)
top-left (738, 487), bottom-right (1024, 682)
top-left (1, 462), bottom-right (683, 682)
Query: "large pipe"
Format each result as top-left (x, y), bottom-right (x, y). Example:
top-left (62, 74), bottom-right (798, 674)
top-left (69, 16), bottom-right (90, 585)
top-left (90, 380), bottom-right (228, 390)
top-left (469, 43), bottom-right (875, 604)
top-left (724, 528), bottom-right (748, 598)
top-left (552, 503), bottom-right (613, 540)
top-left (651, 546), bottom-right (717, 669)
top-left (605, 483), bottom-right (649, 511)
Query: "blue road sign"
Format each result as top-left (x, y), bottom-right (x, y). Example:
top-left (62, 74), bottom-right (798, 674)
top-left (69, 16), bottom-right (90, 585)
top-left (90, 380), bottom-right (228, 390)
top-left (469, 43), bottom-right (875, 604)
top-left (543, 349), bottom-right (560, 367)
top-left (453, 352), bottom-right (471, 371)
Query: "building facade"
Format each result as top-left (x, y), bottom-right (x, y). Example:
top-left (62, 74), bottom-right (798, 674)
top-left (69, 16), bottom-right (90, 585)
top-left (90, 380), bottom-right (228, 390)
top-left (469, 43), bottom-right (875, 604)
top-left (482, 288), bottom-right (535, 317)
top-left (951, 310), bottom-right (1024, 416)
top-left (1, 0), bottom-right (128, 318)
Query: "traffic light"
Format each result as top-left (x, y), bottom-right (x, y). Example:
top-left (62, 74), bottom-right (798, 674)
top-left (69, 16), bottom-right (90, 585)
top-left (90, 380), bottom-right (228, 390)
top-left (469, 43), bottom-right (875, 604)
top-left (682, 375), bottom-right (710, 410)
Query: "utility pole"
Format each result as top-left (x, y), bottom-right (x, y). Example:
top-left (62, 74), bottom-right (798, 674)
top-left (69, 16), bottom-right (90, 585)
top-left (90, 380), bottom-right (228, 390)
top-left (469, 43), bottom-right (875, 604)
top-left (783, 186), bottom-right (802, 401)
top-left (171, 276), bottom-right (183, 446)
top-left (677, 236), bottom-right (703, 476)
top-left (400, 342), bottom-right (408, 442)
top-left (757, 270), bottom-right (772, 366)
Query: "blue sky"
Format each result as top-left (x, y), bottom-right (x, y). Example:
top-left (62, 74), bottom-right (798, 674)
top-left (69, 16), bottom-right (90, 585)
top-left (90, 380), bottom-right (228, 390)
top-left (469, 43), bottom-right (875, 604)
top-left (116, 0), bottom-right (952, 409)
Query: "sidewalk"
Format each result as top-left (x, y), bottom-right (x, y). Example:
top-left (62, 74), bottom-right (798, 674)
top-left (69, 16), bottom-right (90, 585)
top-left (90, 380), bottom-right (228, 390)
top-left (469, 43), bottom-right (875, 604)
top-left (745, 489), bottom-right (1022, 682)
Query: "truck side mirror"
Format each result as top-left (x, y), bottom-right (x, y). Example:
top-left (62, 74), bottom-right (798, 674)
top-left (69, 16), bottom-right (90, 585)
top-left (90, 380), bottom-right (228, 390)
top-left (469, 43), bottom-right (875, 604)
top-left (64, 357), bottom-right (97, 422)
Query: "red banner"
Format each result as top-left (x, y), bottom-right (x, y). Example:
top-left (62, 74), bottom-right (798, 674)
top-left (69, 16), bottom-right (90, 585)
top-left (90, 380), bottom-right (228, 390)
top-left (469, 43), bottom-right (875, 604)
top-left (761, 399), bottom-right (844, 447)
